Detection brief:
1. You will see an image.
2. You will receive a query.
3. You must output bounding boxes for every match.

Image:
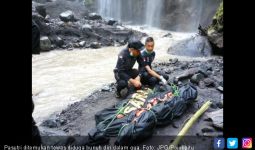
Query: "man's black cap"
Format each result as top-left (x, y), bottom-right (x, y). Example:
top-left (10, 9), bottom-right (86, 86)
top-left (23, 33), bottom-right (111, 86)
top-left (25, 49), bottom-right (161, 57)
top-left (128, 39), bottom-right (144, 51)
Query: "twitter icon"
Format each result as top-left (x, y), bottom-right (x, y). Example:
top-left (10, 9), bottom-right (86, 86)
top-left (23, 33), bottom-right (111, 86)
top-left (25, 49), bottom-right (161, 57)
top-left (227, 138), bottom-right (238, 149)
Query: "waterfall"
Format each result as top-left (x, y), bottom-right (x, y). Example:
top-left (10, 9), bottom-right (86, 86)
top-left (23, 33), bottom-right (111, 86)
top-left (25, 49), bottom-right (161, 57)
top-left (96, 0), bottom-right (221, 31)
top-left (145, 0), bottom-right (163, 27)
top-left (97, 0), bottom-right (163, 26)
top-left (98, 0), bottom-right (122, 21)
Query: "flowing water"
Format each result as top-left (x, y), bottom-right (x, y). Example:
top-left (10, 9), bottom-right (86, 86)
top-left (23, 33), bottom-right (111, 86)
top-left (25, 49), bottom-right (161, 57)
top-left (96, 0), bottom-right (221, 31)
top-left (32, 26), bottom-right (212, 124)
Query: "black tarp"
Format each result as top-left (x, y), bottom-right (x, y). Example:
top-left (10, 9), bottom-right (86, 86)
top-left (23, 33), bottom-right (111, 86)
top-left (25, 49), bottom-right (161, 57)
top-left (87, 83), bottom-right (197, 145)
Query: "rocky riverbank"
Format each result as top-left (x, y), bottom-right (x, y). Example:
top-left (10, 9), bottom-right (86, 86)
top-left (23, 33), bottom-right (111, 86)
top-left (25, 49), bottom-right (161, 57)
top-left (32, 0), bottom-right (146, 51)
top-left (39, 57), bottom-right (223, 145)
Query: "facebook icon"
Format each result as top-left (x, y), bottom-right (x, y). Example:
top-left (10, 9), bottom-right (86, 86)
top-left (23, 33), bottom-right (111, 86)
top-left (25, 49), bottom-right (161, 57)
top-left (214, 138), bottom-right (225, 149)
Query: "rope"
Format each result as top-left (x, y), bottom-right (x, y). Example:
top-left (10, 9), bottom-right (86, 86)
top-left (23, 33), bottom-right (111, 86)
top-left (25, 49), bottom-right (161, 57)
top-left (103, 103), bottom-right (128, 131)
top-left (170, 83), bottom-right (179, 97)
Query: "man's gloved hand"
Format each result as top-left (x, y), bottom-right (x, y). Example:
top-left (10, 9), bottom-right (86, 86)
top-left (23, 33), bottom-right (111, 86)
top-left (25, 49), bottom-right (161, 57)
top-left (160, 76), bottom-right (167, 85)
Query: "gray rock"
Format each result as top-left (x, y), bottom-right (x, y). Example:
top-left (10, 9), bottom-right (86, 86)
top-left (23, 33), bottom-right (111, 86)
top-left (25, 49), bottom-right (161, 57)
top-left (181, 62), bottom-right (188, 69)
top-left (203, 78), bottom-right (214, 87)
top-left (201, 127), bottom-right (214, 133)
top-left (90, 42), bottom-right (101, 49)
top-left (50, 45), bottom-right (56, 49)
top-left (203, 132), bottom-right (222, 137)
top-left (215, 68), bottom-right (220, 72)
top-left (107, 18), bottom-right (117, 26)
top-left (212, 71), bottom-right (217, 76)
top-left (206, 70), bottom-right (212, 75)
top-left (162, 33), bottom-right (173, 38)
top-left (206, 65), bottom-right (213, 71)
top-left (38, 126), bottom-right (67, 137)
top-left (201, 64), bottom-right (212, 71)
top-left (45, 14), bottom-right (50, 20)
top-left (35, 3), bottom-right (47, 18)
top-left (40, 36), bottom-right (51, 51)
top-left (59, 119), bottom-right (66, 125)
top-left (198, 68), bottom-right (208, 77)
top-left (59, 10), bottom-right (75, 22)
top-left (219, 81), bottom-right (223, 87)
top-left (164, 69), bottom-right (171, 74)
top-left (198, 81), bottom-right (206, 89)
top-left (169, 68), bottom-right (175, 72)
top-left (118, 40), bottom-right (126, 45)
top-left (191, 73), bottom-right (204, 84)
top-left (73, 43), bottom-right (80, 48)
top-left (175, 68), bottom-right (200, 81)
top-left (212, 76), bottom-right (223, 84)
top-left (50, 36), bottom-right (64, 47)
top-left (41, 119), bottom-right (59, 128)
top-left (88, 13), bottom-right (102, 20)
top-left (172, 122), bottom-right (179, 128)
top-left (169, 58), bottom-right (178, 64)
top-left (79, 41), bottom-right (86, 47)
top-left (217, 86), bottom-right (223, 92)
top-left (216, 101), bottom-right (223, 109)
top-left (210, 103), bottom-right (218, 109)
top-left (206, 109), bottom-right (223, 130)
top-left (101, 86), bottom-right (110, 92)
top-left (81, 24), bottom-right (92, 32)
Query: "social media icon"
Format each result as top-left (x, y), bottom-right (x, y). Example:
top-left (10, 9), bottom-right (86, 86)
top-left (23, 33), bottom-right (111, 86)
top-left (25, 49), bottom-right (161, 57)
top-left (242, 138), bottom-right (252, 149)
top-left (214, 138), bottom-right (225, 149)
top-left (227, 138), bottom-right (238, 149)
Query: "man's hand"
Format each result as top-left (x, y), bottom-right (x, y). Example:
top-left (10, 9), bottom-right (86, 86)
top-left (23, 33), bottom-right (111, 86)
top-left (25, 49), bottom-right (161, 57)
top-left (129, 78), bottom-right (142, 88)
top-left (160, 76), bottom-right (167, 85)
top-left (133, 80), bottom-right (142, 88)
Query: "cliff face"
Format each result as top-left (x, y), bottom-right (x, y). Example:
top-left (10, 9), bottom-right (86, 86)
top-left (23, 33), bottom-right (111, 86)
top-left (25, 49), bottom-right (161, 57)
top-left (206, 2), bottom-right (223, 55)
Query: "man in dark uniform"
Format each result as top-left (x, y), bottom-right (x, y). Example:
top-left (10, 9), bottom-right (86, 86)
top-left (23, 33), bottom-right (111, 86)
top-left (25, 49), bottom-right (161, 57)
top-left (114, 39), bottom-right (145, 98)
top-left (139, 37), bottom-right (169, 87)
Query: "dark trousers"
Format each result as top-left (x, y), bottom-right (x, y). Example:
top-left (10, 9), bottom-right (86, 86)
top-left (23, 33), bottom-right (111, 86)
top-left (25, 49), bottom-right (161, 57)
top-left (114, 69), bottom-right (139, 92)
top-left (141, 71), bottom-right (169, 87)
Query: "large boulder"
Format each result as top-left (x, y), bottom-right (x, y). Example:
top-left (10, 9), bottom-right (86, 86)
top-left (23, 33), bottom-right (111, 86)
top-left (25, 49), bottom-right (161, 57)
top-left (59, 10), bottom-right (76, 22)
top-left (168, 35), bottom-right (212, 57)
top-left (40, 36), bottom-right (51, 51)
top-left (207, 31), bottom-right (223, 49)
